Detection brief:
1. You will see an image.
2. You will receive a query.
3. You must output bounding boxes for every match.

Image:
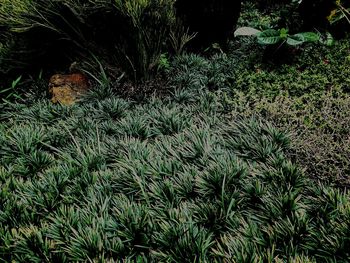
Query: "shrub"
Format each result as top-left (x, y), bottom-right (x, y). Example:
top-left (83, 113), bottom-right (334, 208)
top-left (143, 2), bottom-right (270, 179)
top-left (114, 0), bottom-right (177, 80)
top-left (243, 0), bottom-right (302, 31)
top-left (0, 0), bottom-right (177, 81)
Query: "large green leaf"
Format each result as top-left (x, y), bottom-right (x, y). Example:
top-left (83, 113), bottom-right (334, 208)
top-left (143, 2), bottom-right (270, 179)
top-left (286, 34), bottom-right (305, 46)
top-left (257, 29), bottom-right (281, 45)
top-left (234, 27), bottom-right (261, 37)
top-left (295, 32), bottom-right (320, 42)
top-left (319, 32), bottom-right (335, 46)
top-left (287, 32), bottom-right (320, 46)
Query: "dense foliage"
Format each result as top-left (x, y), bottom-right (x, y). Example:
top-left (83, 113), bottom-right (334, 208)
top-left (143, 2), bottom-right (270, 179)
top-left (1, 90), bottom-right (350, 262)
top-left (169, 27), bottom-right (350, 187)
top-left (0, 0), bottom-right (177, 80)
top-left (1, 1), bottom-right (350, 262)
top-left (0, 0), bottom-right (243, 82)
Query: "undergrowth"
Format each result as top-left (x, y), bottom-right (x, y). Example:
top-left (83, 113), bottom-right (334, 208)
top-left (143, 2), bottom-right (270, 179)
top-left (1, 2), bottom-right (350, 262)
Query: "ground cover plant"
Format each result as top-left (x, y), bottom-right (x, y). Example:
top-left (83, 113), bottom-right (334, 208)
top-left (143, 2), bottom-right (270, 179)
top-left (1, 0), bottom-right (350, 262)
top-left (168, 1), bottom-right (350, 188)
top-left (1, 91), bottom-right (350, 262)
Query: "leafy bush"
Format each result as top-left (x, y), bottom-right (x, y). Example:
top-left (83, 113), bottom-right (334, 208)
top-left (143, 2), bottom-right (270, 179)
top-left (243, 0), bottom-right (302, 31)
top-left (253, 0), bottom-right (294, 15)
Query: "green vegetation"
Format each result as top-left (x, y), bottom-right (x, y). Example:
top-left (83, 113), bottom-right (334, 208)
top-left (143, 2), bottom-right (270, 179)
top-left (234, 27), bottom-right (327, 46)
top-left (0, 0), bottom-right (178, 80)
top-left (169, 7), bottom-right (350, 186)
top-left (1, 0), bottom-right (350, 262)
top-left (0, 76), bottom-right (23, 103)
top-left (1, 93), bottom-right (350, 262)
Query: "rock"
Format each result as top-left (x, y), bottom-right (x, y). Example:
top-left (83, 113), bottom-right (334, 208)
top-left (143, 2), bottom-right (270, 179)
top-left (49, 73), bottom-right (89, 105)
top-left (175, 0), bottom-right (241, 49)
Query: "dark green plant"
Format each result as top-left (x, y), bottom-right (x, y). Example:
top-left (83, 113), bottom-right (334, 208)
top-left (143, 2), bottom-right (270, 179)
top-left (113, 0), bottom-right (177, 80)
top-left (0, 0), bottom-right (180, 81)
top-left (0, 76), bottom-right (23, 103)
top-left (1, 89), bottom-right (350, 261)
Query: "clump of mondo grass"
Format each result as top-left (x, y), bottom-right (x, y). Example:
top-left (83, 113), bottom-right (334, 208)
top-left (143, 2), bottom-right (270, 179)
top-left (1, 92), bottom-right (349, 262)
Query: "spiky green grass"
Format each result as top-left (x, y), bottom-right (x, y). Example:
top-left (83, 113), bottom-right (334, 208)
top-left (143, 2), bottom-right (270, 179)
top-left (0, 89), bottom-right (349, 262)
